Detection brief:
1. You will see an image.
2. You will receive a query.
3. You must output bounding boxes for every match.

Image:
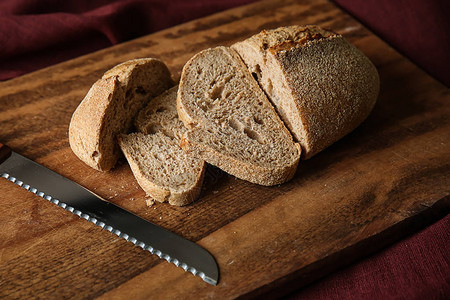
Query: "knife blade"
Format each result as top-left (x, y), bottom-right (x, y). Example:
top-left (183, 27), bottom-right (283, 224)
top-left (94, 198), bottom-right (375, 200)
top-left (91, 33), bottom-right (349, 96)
top-left (0, 142), bottom-right (219, 285)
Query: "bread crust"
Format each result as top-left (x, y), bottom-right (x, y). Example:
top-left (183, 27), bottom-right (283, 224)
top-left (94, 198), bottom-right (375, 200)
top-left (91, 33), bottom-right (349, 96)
top-left (232, 25), bottom-right (380, 159)
top-left (69, 76), bottom-right (120, 171)
top-left (69, 58), bottom-right (173, 171)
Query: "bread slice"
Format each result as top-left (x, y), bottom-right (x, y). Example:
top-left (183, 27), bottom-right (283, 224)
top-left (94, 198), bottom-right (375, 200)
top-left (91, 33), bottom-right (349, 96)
top-left (177, 46), bottom-right (301, 186)
top-left (118, 131), bottom-right (205, 206)
top-left (69, 58), bottom-right (174, 171)
top-left (118, 87), bottom-right (205, 206)
top-left (232, 25), bottom-right (380, 159)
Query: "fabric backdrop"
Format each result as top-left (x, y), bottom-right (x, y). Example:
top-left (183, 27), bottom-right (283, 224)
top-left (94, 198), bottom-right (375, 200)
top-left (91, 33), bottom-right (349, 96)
top-left (0, 0), bottom-right (448, 299)
top-left (0, 0), bottom-right (257, 80)
top-left (334, 0), bottom-right (450, 88)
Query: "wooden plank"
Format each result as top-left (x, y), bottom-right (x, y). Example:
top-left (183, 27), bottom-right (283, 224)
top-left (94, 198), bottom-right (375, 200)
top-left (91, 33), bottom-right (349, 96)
top-left (0, 0), bottom-right (449, 298)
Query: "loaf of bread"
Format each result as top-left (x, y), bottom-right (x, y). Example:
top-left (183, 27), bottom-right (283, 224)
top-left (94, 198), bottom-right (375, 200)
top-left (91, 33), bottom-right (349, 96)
top-left (232, 25), bottom-right (379, 159)
top-left (69, 58), bottom-right (174, 171)
top-left (118, 87), bottom-right (205, 206)
top-left (69, 24), bottom-right (379, 205)
top-left (177, 46), bottom-right (301, 186)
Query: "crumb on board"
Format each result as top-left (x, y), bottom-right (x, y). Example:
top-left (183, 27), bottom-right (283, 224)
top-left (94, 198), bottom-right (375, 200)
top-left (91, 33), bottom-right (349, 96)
top-left (146, 198), bottom-right (155, 207)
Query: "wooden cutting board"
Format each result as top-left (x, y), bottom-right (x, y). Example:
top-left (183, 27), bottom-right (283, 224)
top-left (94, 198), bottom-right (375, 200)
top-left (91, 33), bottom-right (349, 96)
top-left (0, 0), bottom-right (448, 298)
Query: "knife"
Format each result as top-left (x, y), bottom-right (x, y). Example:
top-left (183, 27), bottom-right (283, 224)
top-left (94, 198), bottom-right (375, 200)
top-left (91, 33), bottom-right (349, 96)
top-left (0, 142), bottom-right (219, 285)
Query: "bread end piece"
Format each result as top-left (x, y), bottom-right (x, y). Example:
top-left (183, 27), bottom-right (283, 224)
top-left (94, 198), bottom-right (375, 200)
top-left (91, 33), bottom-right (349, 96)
top-left (69, 76), bottom-right (120, 171)
top-left (69, 58), bottom-right (174, 171)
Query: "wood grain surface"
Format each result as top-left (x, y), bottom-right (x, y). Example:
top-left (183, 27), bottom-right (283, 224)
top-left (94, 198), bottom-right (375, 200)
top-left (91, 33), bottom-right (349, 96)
top-left (0, 0), bottom-right (449, 298)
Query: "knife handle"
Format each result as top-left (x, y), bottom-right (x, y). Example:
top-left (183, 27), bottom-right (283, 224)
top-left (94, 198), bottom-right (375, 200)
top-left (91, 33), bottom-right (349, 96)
top-left (0, 143), bottom-right (12, 164)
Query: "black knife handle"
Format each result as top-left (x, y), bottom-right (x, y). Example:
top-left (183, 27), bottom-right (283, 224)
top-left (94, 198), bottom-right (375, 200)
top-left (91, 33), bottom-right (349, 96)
top-left (0, 143), bottom-right (12, 164)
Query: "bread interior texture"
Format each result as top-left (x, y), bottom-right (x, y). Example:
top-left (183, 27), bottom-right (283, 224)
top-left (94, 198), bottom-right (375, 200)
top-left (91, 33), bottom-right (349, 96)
top-left (119, 87), bottom-right (205, 206)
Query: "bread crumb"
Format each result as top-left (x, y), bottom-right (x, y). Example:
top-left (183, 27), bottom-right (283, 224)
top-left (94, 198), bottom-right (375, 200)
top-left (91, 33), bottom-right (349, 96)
top-left (146, 198), bottom-right (155, 206)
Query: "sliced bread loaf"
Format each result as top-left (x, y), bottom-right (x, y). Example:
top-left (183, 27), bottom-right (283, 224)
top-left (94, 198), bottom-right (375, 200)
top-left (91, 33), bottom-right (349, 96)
top-left (177, 46), bottom-right (301, 186)
top-left (69, 58), bottom-right (174, 171)
top-left (118, 87), bottom-right (205, 206)
top-left (232, 25), bottom-right (380, 159)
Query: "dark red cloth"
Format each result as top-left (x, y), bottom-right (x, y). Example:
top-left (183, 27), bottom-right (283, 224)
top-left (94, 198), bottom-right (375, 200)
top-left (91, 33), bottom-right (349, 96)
top-left (0, 0), bottom-right (448, 299)
top-left (0, 0), bottom-right (257, 80)
top-left (289, 215), bottom-right (450, 300)
top-left (334, 0), bottom-right (450, 87)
